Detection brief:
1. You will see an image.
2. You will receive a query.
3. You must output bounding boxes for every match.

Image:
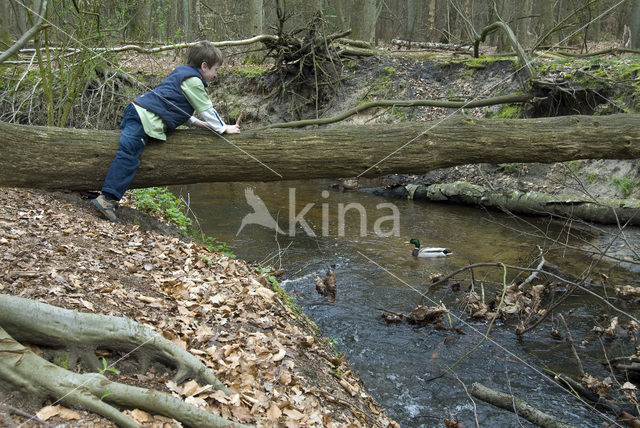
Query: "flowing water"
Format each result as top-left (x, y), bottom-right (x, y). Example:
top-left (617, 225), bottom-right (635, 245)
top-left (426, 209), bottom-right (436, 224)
top-left (172, 179), bottom-right (640, 427)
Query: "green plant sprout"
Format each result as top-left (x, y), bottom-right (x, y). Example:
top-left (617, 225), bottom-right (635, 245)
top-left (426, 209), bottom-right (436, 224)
top-left (98, 357), bottom-right (120, 375)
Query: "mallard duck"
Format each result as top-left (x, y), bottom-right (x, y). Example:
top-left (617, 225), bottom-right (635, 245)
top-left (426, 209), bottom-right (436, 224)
top-left (314, 265), bottom-right (336, 303)
top-left (406, 238), bottom-right (452, 258)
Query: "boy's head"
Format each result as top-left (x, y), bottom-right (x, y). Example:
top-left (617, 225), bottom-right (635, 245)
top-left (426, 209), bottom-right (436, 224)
top-left (187, 41), bottom-right (223, 69)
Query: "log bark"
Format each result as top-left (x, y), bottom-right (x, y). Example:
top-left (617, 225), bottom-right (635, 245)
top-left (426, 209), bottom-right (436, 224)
top-left (1, 114), bottom-right (639, 191)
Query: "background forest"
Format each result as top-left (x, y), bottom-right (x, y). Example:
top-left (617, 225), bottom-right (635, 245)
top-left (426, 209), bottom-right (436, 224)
top-left (2, 0), bottom-right (640, 51)
top-left (2, 0), bottom-right (640, 130)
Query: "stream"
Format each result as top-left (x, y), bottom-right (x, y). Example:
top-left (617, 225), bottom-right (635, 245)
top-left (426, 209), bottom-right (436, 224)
top-left (173, 179), bottom-right (640, 427)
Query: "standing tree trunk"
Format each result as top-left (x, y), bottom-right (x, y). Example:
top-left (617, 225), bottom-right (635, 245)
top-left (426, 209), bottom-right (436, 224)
top-left (351, 0), bottom-right (377, 43)
top-left (539, 0), bottom-right (555, 46)
top-left (302, 0), bottom-right (323, 25)
top-left (248, 0), bottom-right (263, 36)
top-left (334, 0), bottom-right (352, 30)
top-left (406, 0), bottom-right (421, 42)
top-left (427, 0), bottom-right (437, 38)
top-left (183, 0), bottom-right (192, 41)
top-left (632, 0), bottom-right (640, 49)
top-left (0, 0), bottom-right (11, 50)
top-left (587, 0), bottom-right (601, 44)
top-left (517, 0), bottom-right (533, 47)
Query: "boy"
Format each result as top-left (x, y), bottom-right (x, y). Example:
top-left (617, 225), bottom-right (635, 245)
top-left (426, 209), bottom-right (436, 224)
top-left (92, 41), bottom-right (240, 223)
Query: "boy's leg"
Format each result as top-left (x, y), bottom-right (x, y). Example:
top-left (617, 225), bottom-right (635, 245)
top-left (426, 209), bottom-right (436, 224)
top-left (102, 104), bottom-right (148, 200)
top-left (93, 104), bottom-right (148, 222)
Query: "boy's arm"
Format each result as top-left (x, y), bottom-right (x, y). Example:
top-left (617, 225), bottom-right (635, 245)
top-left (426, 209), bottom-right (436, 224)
top-left (182, 77), bottom-right (240, 134)
top-left (188, 109), bottom-right (226, 133)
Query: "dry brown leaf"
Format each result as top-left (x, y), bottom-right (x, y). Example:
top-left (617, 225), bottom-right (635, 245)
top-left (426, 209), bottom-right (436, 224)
top-left (80, 299), bottom-right (94, 311)
top-left (180, 380), bottom-right (200, 397)
top-left (279, 370), bottom-right (292, 385)
top-left (267, 403), bottom-right (282, 421)
top-left (210, 293), bottom-right (226, 305)
top-left (136, 294), bottom-right (163, 305)
top-left (127, 408), bottom-right (152, 423)
top-left (250, 285), bottom-right (276, 303)
top-left (57, 406), bottom-right (82, 420)
top-left (210, 389), bottom-right (231, 404)
top-left (36, 405), bottom-right (60, 421)
top-left (185, 395), bottom-right (208, 408)
top-left (36, 405), bottom-right (81, 421)
top-left (273, 348), bottom-right (286, 362)
top-left (283, 408), bottom-right (305, 420)
top-left (339, 378), bottom-right (359, 396)
top-left (231, 404), bottom-right (254, 423)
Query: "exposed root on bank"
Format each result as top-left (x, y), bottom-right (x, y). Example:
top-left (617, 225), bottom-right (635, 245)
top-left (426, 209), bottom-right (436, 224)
top-left (0, 294), bottom-right (228, 392)
top-left (0, 326), bottom-right (249, 428)
top-left (0, 294), bottom-right (249, 427)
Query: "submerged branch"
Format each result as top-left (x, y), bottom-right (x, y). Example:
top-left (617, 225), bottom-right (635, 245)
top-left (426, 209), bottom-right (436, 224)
top-left (471, 382), bottom-right (575, 428)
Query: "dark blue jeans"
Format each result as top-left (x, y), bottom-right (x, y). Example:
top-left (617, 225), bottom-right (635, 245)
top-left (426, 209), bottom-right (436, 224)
top-left (102, 103), bottom-right (148, 201)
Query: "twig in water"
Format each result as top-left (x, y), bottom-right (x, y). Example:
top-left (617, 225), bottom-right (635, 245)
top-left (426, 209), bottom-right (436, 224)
top-left (451, 369), bottom-right (480, 428)
top-left (519, 245), bottom-right (545, 289)
top-left (425, 264), bottom-right (508, 382)
top-left (559, 313), bottom-right (585, 377)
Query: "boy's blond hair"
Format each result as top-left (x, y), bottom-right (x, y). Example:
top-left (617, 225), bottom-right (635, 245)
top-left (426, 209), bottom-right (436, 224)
top-left (187, 41), bottom-right (223, 68)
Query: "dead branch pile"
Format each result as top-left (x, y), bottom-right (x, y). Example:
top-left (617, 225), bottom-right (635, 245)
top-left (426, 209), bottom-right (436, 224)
top-left (460, 282), bottom-right (549, 325)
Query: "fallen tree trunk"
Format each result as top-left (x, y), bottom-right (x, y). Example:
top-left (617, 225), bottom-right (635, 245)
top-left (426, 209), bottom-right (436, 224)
top-left (1, 114), bottom-right (639, 191)
top-left (375, 181), bottom-right (640, 226)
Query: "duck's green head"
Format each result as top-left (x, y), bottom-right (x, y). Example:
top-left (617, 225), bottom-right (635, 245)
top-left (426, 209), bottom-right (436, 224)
top-left (408, 238), bottom-right (420, 248)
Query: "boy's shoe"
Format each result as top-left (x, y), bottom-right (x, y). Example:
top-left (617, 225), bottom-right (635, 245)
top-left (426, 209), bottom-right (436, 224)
top-left (91, 194), bottom-right (120, 224)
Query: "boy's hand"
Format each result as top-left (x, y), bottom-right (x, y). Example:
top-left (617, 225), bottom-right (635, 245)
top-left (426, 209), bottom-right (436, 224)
top-left (224, 124), bottom-right (240, 134)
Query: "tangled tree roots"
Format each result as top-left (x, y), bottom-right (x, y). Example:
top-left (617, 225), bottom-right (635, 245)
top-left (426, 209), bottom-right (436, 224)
top-left (0, 294), bottom-right (248, 427)
top-left (261, 8), bottom-right (349, 118)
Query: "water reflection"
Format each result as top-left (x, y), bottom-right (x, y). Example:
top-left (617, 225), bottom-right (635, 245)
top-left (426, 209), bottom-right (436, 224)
top-left (173, 179), bottom-right (637, 427)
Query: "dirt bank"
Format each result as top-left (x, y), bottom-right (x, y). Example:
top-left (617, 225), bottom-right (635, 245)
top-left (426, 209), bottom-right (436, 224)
top-left (0, 187), bottom-right (397, 427)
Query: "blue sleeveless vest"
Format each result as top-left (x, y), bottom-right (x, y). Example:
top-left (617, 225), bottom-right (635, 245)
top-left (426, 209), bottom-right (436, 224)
top-left (133, 65), bottom-right (208, 130)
